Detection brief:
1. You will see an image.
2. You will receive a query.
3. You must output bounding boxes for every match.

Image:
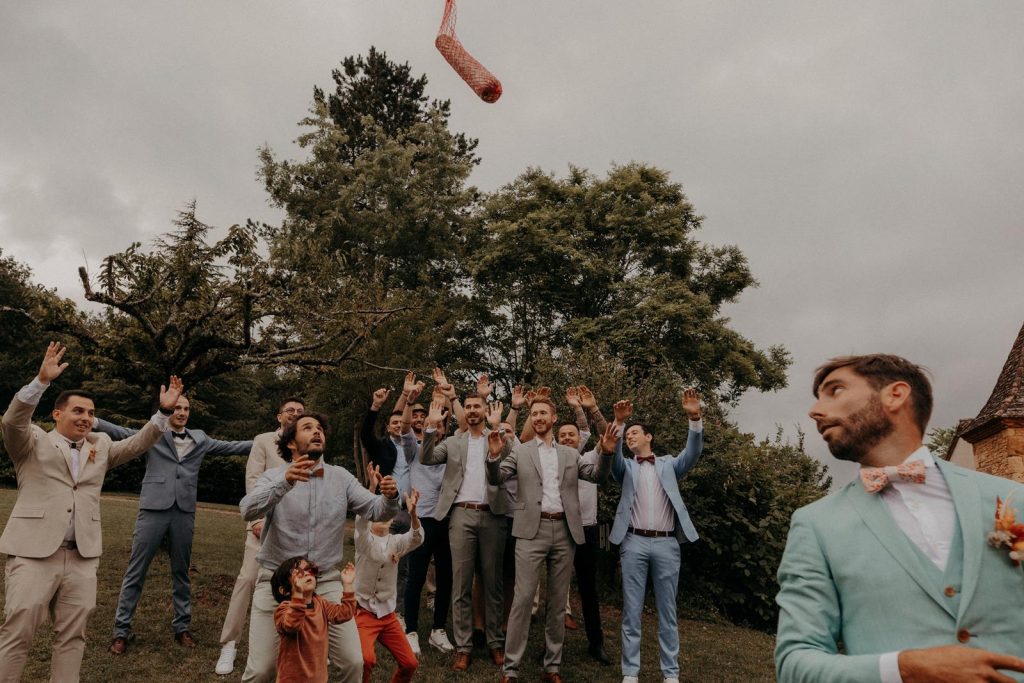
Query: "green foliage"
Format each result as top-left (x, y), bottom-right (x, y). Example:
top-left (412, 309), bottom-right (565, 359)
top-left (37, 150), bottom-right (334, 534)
top-left (927, 424), bottom-right (957, 458)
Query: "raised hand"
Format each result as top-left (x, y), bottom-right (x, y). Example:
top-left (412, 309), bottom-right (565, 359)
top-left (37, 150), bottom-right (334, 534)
top-left (565, 386), bottom-right (581, 408)
top-left (486, 401), bottom-right (504, 430)
top-left (37, 342), bottom-right (70, 383)
top-left (371, 387), bottom-right (392, 411)
top-left (426, 398), bottom-right (446, 428)
top-left (535, 386), bottom-right (551, 401)
top-left (159, 376), bottom-right (185, 411)
top-left (487, 429), bottom-right (504, 458)
top-left (476, 374), bottom-right (494, 399)
top-left (681, 388), bottom-right (702, 420)
top-left (365, 462), bottom-right (382, 493)
top-left (285, 454), bottom-right (316, 484)
top-left (403, 372), bottom-right (421, 398)
top-left (578, 385), bottom-right (597, 410)
top-left (525, 389), bottom-right (538, 406)
top-left (613, 399), bottom-right (634, 424)
top-left (404, 488), bottom-right (420, 518)
top-left (379, 475), bottom-right (399, 499)
top-left (340, 561), bottom-right (356, 588)
top-left (510, 385), bottom-right (526, 410)
top-left (597, 422), bottom-right (621, 454)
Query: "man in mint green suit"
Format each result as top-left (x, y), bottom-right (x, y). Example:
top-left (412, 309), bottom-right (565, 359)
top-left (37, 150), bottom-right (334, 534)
top-left (775, 354), bottom-right (1024, 683)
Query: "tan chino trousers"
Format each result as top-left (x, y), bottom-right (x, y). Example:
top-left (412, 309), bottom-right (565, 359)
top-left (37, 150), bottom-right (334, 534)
top-left (219, 530), bottom-right (261, 644)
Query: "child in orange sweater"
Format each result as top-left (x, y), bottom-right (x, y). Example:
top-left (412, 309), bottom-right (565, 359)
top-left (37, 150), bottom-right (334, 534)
top-left (272, 557), bottom-right (358, 683)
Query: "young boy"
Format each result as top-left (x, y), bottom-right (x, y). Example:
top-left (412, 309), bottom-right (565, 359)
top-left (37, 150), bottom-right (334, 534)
top-left (272, 557), bottom-right (357, 683)
top-left (355, 466), bottom-right (423, 683)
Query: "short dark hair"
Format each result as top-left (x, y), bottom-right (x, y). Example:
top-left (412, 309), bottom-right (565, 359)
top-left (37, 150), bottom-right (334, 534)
top-left (625, 422), bottom-right (655, 449)
top-left (389, 411), bottom-right (404, 419)
top-left (271, 556), bottom-right (318, 603)
top-left (462, 392), bottom-right (488, 405)
top-left (812, 354), bottom-right (933, 434)
top-left (278, 412), bottom-right (331, 460)
top-left (556, 422), bottom-right (579, 433)
top-left (54, 390), bottom-right (95, 411)
top-left (277, 396), bottom-right (305, 413)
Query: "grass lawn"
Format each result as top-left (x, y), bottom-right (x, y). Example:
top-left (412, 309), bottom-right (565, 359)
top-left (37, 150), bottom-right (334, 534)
top-left (0, 489), bottom-right (775, 682)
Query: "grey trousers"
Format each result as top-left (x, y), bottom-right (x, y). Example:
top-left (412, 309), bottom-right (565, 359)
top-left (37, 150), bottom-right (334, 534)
top-left (240, 567), bottom-right (362, 682)
top-left (448, 506), bottom-right (506, 652)
top-left (503, 518), bottom-right (575, 677)
top-left (113, 504), bottom-right (194, 638)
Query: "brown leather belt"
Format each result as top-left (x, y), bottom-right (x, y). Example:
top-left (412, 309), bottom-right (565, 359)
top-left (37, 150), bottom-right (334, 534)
top-left (628, 527), bottom-right (672, 538)
top-left (454, 502), bottom-right (490, 511)
top-left (540, 511), bottom-right (565, 520)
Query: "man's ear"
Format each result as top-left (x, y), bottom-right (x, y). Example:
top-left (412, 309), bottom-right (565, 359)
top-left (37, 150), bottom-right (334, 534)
top-left (881, 381), bottom-right (912, 413)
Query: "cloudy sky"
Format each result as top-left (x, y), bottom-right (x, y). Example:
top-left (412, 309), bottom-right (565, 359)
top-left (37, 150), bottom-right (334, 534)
top-left (3, 1), bottom-right (1023, 484)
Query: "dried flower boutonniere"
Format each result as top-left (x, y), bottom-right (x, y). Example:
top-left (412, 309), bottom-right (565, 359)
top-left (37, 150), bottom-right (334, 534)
top-left (986, 494), bottom-right (1024, 565)
top-left (88, 447), bottom-right (97, 464)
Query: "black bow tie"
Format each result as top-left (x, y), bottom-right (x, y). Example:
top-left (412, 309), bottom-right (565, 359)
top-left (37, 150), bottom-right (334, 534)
top-left (66, 440), bottom-right (84, 451)
top-left (172, 431), bottom-right (188, 440)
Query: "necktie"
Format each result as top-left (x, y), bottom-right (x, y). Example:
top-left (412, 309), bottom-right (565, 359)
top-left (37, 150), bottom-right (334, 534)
top-left (635, 455), bottom-right (656, 465)
top-left (860, 459), bottom-right (926, 494)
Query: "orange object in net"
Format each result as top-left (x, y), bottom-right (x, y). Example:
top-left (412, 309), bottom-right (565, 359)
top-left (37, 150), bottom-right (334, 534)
top-left (435, 0), bottom-right (502, 103)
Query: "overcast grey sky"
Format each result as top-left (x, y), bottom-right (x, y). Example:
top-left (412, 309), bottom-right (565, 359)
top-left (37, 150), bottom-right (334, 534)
top-left (3, 1), bottom-right (1023, 484)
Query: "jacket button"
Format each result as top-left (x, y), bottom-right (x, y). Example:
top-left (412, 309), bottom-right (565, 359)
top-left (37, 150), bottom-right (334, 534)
top-left (944, 585), bottom-right (956, 597)
top-left (67, 508), bottom-right (72, 513)
top-left (956, 628), bottom-right (970, 643)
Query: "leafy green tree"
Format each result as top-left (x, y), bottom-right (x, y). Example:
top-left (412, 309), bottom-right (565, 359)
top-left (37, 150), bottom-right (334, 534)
top-left (468, 165), bottom-right (790, 403)
top-left (927, 425), bottom-right (956, 457)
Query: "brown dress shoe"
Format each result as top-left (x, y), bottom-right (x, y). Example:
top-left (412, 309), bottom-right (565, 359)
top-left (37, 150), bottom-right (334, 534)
top-left (452, 652), bottom-right (470, 671)
top-left (174, 631), bottom-right (197, 648)
top-left (109, 636), bottom-right (130, 655)
top-left (564, 614), bottom-right (579, 630)
top-left (490, 647), bottom-right (505, 666)
top-left (501, 677), bottom-right (516, 683)
top-left (541, 673), bottom-right (563, 683)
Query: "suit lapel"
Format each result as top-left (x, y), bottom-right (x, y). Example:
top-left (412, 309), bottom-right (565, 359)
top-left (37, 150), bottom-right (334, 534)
top-left (528, 441), bottom-right (543, 482)
top-left (849, 483), bottom-right (954, 616)
top-left (48, 431), bottom-right (77, 482)
top-left (936, 460), bottom-right (983, 619)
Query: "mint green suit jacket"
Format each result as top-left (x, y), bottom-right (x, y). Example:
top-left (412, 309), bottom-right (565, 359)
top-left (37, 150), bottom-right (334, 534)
top-left (775, 458), bottom-right (1024, 683)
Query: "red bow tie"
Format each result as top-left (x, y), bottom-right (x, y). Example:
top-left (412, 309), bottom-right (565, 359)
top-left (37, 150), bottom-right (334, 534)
top-left (635, 455), bottom-right (656, 465)
top-left (310, 467), bottom-right (324, 478)
top-left (860, 460), bottom-right (926, 493)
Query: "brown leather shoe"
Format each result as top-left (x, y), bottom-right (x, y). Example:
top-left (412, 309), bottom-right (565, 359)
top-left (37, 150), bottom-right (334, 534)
top-left (564, 614), bottom-right (579, 630)
top-left (109, 636), bottom-right (130, 655)
top-left (174, 631), bottom-right (197, 648)
top-left (452, 652), bottom-right (470, 671)
top-left (541, 673), bottom-right (563, 683)
top-left (490, 647), bottom-right (505, 666)
top-left (501, 677), bottom-right (516, 683)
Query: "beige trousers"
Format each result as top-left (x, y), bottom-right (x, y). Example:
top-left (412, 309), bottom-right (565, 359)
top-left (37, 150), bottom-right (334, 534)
top-left (219, 531), bottom-right (261, 644)
top-left (0, 549), bottom-right (100, 683)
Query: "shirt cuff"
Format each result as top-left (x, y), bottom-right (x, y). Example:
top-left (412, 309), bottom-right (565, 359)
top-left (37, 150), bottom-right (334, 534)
top-left (424, 427), bottom-right (436, 434)
top-left (688, 418), bottom-right (704, 434)
top-left (879, 652), bottom-right (904, 683)
top-left (15, 377), bottom-right (50, 406)
top-left (150, 412), bottom-right (170, 431)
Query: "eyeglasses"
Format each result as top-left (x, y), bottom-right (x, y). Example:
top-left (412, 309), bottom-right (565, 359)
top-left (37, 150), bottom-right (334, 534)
top-left (292, 561), bottom-right (319, 578)
top-left (280, 408), bottom-right (304, 415)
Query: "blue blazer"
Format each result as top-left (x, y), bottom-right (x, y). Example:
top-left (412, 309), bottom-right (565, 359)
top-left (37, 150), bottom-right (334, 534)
top-left (609, 427), bottom-right (704, 544)
top-left (95, 419), bottom-right (252, 512)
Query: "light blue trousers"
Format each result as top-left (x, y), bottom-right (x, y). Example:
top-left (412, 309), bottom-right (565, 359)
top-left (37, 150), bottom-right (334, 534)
top-left (619, 534), bottom-right (681, 678)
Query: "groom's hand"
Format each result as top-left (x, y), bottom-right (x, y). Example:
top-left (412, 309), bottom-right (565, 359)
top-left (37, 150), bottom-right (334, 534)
top-left (899, 645), bottom-right (1024, 683)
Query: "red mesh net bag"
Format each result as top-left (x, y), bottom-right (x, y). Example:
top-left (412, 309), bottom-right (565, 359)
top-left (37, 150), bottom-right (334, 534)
top-left (435, 0), bottom-right (502, 103)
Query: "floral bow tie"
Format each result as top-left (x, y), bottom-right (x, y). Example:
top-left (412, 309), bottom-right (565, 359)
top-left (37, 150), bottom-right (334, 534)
top-left (860, 460), bottom-right (926, 494)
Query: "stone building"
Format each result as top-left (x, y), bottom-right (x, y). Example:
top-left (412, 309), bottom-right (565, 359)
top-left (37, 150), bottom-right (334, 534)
top-left (945, 321), bottom-right (1024, 483)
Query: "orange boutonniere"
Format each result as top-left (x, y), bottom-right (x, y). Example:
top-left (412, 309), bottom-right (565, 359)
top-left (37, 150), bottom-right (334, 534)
top-left (987, 494), bottom-right (1024, 565)
top-left (88, 448), bottom-right (96, 463)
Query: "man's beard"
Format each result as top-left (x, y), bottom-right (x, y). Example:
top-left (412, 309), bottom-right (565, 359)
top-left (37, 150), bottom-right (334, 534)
top-left (823, 395), bottom-right (893, 463)
top-left (465, 414), bottom-right (482, 425)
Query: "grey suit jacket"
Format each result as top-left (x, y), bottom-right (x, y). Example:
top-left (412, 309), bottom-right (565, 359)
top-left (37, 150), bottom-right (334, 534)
top-left (419, 428), bottom-right (508, 518)
top-left (95, 419), bottom-right (252, 512)
top-left (486, 438), bottom-right (611, 544)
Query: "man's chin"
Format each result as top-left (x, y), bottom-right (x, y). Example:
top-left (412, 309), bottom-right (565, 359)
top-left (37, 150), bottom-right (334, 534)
top-left (306, 448), bottom-right (324, 459)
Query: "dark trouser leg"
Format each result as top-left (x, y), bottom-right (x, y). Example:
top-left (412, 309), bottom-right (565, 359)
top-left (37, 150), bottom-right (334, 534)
top-left (404, 516), bottom-right (440, 633)
top-left (113, 508), bottom-right (171, 638)
top-left (431, 517), bottom-right (453, 630)
top-left (574, 524), bottom-right (604, 650)
top-left (390, 512), bottom-right (411, 617)
top-left (167, 504), bottom-right (196, 634)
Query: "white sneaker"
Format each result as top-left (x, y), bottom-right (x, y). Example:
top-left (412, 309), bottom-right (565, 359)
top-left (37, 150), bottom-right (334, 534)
top-left (664, 679), bottom-right (680, 683)
top-left (215, 641), bottom-right (236, 675)
top-left (428, 628), bottom-right (455, 653)
top-left (406, 631), bottom-right (421, 656)
top-left (621, 677), bottom-right (639, 683)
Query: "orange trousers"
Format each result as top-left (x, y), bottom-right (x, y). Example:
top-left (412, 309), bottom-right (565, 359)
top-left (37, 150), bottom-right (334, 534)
top-left (355, 608), bottom-right (418, 683)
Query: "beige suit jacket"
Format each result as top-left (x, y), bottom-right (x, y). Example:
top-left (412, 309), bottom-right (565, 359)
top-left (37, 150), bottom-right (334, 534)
top-left (0, 396), bottom-right (163, 559)
top-left (486, 439), bottom-right (611, 544)
top-left (419, 428), bottom-right (508, 517)
top-left (243, 430), bottom-right (286, 531)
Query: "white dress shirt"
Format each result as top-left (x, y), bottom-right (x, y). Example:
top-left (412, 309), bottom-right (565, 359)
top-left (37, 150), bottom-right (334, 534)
top-left (454, 432), bottom-right (488, 505)
top-left (629, 419), bottom-right (703, 532)
top-left (353, 516), bottom-right (423, 617)
top-left (536, 438), bottom-right (563, 514)
top-left (872, 446), bottom-right (956, 683)
top-left (172, 432), bottom-right (196, 460)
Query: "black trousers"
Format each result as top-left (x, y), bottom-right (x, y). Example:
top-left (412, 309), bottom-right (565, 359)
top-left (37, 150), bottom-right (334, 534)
top-left (404, 516), bottom-right (453, 632)
top-left (573, 524), bottom-right (604, 649)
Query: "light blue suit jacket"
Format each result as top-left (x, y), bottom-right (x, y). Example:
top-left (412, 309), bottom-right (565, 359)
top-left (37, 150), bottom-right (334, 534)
top-left (775, 458), bottom-right (1024, 683)
top-left (609, 427), bottom-right (704, 544)
top-left (95, 419), bottom-right (251, 512)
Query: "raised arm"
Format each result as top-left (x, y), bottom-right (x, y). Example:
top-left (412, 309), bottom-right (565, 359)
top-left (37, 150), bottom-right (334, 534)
top-left (346, 468), bottom-right (401, 522)
top-left (609, 399), bottom-right (632, 484)
top-left (671, 388), bottom-right (705, 479)
top-left (107, 376), bottom-right (182, 468)
top-left (578, 385), bottom-right (609, 436)
top-left (93, 418), bottom-right (139, 441)
top-left (485, 429), bottom-right (518, 485)
top-left (2, 342), bottom-right (71, 462)
top-left (577, 422), bottom-right (617, 484)
top-left (362, 388), bottom-right (397, 475)
top-left (418, 398), bottom-right (452, 466)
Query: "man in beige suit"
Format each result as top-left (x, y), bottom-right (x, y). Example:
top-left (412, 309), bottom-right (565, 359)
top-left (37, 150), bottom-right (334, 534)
top-left (214, 396), bottom-right (303, 675)
top-left (0, 342), bottom-right (183, 683)
top-left (485, 397), bottom-right (616, 683)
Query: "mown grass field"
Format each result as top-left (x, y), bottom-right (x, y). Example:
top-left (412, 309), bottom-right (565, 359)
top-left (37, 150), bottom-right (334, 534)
top-left (0, 489), bottom-right (775, 681)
